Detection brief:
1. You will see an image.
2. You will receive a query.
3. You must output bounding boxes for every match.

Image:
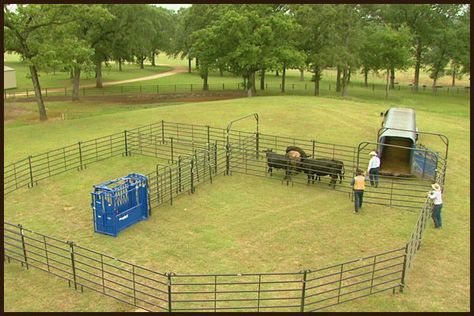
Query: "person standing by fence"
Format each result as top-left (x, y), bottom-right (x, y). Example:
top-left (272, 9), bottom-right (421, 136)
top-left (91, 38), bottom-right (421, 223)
top-left (428, 183), bottom-right (443, 228)
top-left (367, 151), bottom-right (380, 187)
top-left (351, 169), bottom-right (367, 214)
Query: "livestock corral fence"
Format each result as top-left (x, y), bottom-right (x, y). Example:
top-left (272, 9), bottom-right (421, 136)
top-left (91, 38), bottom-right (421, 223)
top-left (4, 81), bottom-right (470, 101)
top-left (4, 116), bottom-right (447, 312)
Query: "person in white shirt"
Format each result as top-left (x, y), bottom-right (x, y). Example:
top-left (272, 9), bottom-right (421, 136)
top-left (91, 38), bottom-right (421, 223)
top-left (367, 151), bottom-right (381, 188)
top-left (428, 183), bottom-right (443, 229)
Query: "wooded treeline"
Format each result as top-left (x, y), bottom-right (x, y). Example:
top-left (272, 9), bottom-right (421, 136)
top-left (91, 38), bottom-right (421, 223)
top-left (4, 4), bottom-right (470, 120)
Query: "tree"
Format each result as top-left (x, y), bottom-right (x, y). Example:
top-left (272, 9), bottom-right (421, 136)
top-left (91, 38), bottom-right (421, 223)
top-left (292, 4), bottom-right (337, 96)
top-left (51, 5), bottom-right (113, 100)
top-left (4, 4), bottom-right (81, 120)
top-left (369, 25), bottom-right (412, 97)
top-left (383, 4), bottom-right (448, 92)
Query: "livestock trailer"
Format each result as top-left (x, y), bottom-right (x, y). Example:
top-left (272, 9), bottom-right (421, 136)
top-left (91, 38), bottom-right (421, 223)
top-left (92, 173), bottom-right (149, 237)
top-left (377, 108), bottom-right (437, 178)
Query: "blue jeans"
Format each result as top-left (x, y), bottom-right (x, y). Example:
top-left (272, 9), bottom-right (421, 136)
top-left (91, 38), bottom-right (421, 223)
top-left (432, 204), bottom-right (442, 228)
top-left (369, 167), bottom-right (379, 187)
top-left (354, 190), bottom-right (364, 212)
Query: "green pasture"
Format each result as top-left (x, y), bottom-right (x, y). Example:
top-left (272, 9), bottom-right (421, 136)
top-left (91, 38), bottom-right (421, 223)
top-left (3, 93), bottom-right (470, 312)
top-left (3, 53), bottom-right (172, 92)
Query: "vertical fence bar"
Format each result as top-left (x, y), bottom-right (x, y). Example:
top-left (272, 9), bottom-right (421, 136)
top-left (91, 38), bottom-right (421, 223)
top-left (68, 241), bottom-right (78, 290)
top-left (124, 130), bottom-right (129, 156)
top-left (28, 156), bottom-right (34, 188)
top-left (169, 168), bottom-right (173, 205)
top-left (19, 225), bottom-right (29, 269)
top-left (161, 120), bottom-right (165, 144)
top-left (214, 275), bottom-right (218, 312)
top-left (43, 235), bottom-right (50, 272)
top-left (312, 140), bottom-right (316, 158)
top-left (369, 255), bottom-right (377, 294)
top-left (207, 126), bottom-right (211, 151)
top-left (167, 273), bottom-right (173, 312)
top-left (78, 142), bottom-right (83, 170)
top-left (300, 270), bottom-right (308, 312)
top-left (190, 159), bottom-right (195, 193)
top-left (178, 157), bottom-right (182, 193)
top-left (101, 254), bottom-right (106, 293)
top-left (170, 137), bottom-right (174, 163)
top-left (132, 265), bottom-right (137, 306)
top-left (337, 264), bottom-right (344, 303)
top-left (257, 274), bottom-right (261, 312)
top-left (400, 244), bottom-right (409, 293)
top-left (214, 142), bottom-right (218, 174)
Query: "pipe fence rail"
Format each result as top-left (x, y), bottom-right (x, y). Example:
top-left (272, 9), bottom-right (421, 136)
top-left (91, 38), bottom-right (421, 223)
top-left (3, 221), bottom-right (406, 312)
top-left (4, 81), bottom-right (470, 101)
top-left (4, 117), bottom-right (448, 312)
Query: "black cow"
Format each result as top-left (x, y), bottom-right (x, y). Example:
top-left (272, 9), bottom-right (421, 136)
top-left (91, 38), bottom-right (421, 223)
top-left (298, 158), bottom-right (345, 188)
top-left (265, 149), bottom-right (291, 177)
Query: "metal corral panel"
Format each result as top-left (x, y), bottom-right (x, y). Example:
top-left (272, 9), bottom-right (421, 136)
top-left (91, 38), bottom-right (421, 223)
top-left (4, 66), bottom-right (17, 90)
top-left (379, 108), bottom-right (417, 144)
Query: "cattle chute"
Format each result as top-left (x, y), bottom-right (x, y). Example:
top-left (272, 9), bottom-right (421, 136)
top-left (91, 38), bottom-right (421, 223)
top-left (91, 173), bottom-right (149, 237)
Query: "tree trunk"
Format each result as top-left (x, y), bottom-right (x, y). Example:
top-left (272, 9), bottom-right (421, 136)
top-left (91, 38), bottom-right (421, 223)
top-left (341, 67), bottom-right (348, 96)
top-left (275, 69), bottom-right (279, 77)
top-left (243, 76), bottom-right (247, 90)
top-left (140, 57), bottom-right (144, 69)
top-left (336, 66), bottom-right (341, 92)
top-left (390, 66), bottom-right (395, 89)
top-left (95, 61), bottom-right (103, 88)
top-left (414, 40), bottom-right (422, 92)
top-left (219, 67), bottom-right (223, 76)
top-left (72, 66), bottom-right (81, 101)
top-left (29, 65), bottom-right (48, 121)
top-left (260, 68), bottom-right (265, 90)
top-left (347, 67), bottom-right (351, 84)
top-left (314, 66), bottom-right (321, 96)
top-left (300, 68), bottom-right (304, 81)
top-left (196, 58), bottom-right (199, 68)
top-left (188, 58), bottom-right (192, 73)
top-left (385, 68), bottom-right (389, 98)
top-left (432, 77), bottom-right (438, 88)
top-left (364, 68), bottom-right (368, 87)
top-left (451, 62), bottom-right (456, 87)
top-left (246, 74), bottom-right (252, 97)
top-left (203, 71), bottom-right (209, 91)
top-left (281, 63), bottom-right (286, 93)
top-left (151, 51), bottom-right (156, 66)
top-left (118, 58), bottom-right (122, 72)
top-left (70, 68), bottom-right (74, 79)
top-left (251, 71), bottom-right (256, 94)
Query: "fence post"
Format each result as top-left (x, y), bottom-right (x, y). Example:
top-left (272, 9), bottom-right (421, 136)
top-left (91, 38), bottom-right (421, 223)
top-left (68, 241), bottom-right (78, 290)
top-left (18, 224), bottom-right (29, 270)
top-left (190, 158), bottom-right (195, 193)
top-left (256, 131), bottom-right (260, 159)
top-left (169, 168), bottom-right (173, 205)
top-left (178, 157), bottom-right (182, 193)
top-left (26, 88), bottom-right (28, 97)
top-left (124, 130), bottom-right (129, 157)
top-left (27, 156), bottom-right (34, 188)
top-left (161, 120), bottom-right (165, 144)
top-left (223, 83), bottom-right (225, 90)
top-left (312, 140), bottom-right (316, 158)
top-left (167, 273), bottom-right (173, 312)
top-left (132, 264), bottom-right (137, 306)
top-left (300, 270), bottom-right (308, 312)
top-left (400, 244), bottom-right (409, 293)
top-left (170, 137), bottom-right (174, 162)
top-left (337, 263), bottom-right (344, 303)
top-left (45, 88), bottom-right (48, 97)
top-left (78, 142), bottom-right (83, 170)
top-left (369, 255), bottom-right (377, 294)
top-left (207, 125), bottom-right (211, 151)
top-left (214, 142), bottom-right (218, 174)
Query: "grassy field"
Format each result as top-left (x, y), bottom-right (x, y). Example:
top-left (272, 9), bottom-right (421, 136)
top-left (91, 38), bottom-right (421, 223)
top-left (3, 53), bottom-right (172, 91)
top-left (3, 91), bottom-right (470, 312)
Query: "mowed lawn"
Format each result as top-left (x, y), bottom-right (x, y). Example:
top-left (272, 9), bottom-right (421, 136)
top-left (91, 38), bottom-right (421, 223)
top-left (4, 95), bottom-right (470, 312)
